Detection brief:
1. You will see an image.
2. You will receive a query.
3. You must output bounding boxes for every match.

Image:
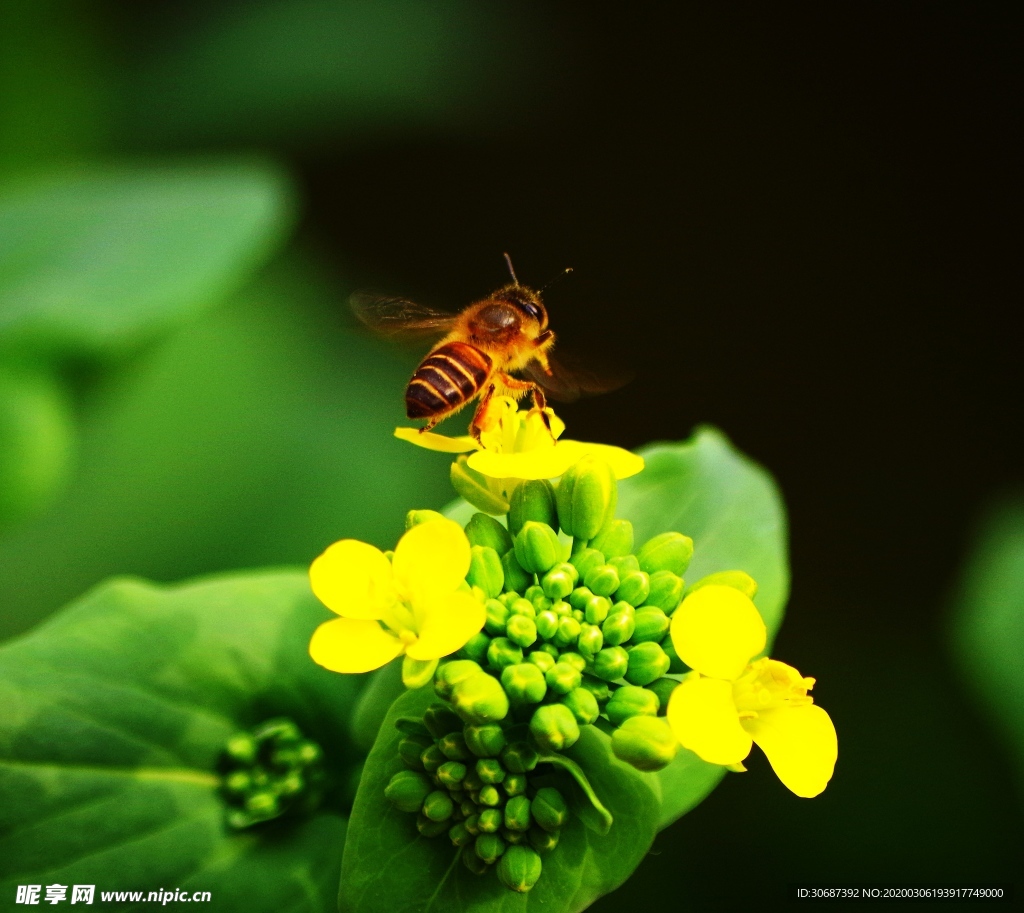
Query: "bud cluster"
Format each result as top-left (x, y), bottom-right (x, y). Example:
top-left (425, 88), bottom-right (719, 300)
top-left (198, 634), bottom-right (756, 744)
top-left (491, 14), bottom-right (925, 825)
top-left (219, 718), bottom-right (326, 830)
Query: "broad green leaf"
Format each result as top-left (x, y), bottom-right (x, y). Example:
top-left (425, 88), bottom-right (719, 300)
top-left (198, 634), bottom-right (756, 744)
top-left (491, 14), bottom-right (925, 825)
top-left (948, 498), bottom-right (1024, 790)
top-left (0, 570), bottom-right (360, 911)
top-left (340, 687), bottom-right (661, 913)
top-left (0, 161), bottom-right (293, 357)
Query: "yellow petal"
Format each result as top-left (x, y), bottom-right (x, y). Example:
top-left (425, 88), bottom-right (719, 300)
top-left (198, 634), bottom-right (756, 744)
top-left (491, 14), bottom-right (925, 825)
top-left (309, 539), bottom-right (396, 619)
top-left (468, 441), bottom-right (587, 480)
top-left (394, 426), bottom-right (479, 453)
top-left (666, 674), bottom-right (753, 766)
top-left (744, 703), bottom-right (838, 798)
top-left (578, 443), bottom-right (645, 479)
top-left (309, 617), bottom-right (404, 673)
top-left (670, 585), bottom-right (767, 680)
top-left (392, 518), bottom-right (471, 603)
top-left (406, 591), bottom-right (487, 661)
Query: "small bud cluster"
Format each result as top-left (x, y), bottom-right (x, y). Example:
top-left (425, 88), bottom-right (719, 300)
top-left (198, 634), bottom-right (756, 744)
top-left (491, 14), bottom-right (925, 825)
top-left (219, 718), bottom-right (325, 830)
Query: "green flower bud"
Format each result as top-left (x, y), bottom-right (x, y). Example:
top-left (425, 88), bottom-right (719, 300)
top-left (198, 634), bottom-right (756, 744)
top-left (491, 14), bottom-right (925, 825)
top-left (557, 455), bottom-right (618, 540)
top-left (225, 733), bottom-right (258, 765)
top-left (485, 598), bottom-right (510, 636)
top-left (464, 723), bottom-right (507, 758)
top-left (503, 772), bottom-right (528, 796)
top-left (569, 547), bottom-right (605, 581)
top-left (508, 479), bottom-right (559, 535)
top-left (572, 608), bottom-right (585, 623)
top-left (424, 703), bottom-right (465, 739)
top-left (527, 650), bottom-right (556, 673)
top-left (637, 532), bottom-right (693, 577)
top-left (438, 731), bottom-right (470, 760)
top-left (437, 761), bottom-right (468, 789)
top-left (685, 570), bottom-right (759, 600)
top-left (562, 686), bottom-right (600, 724)
top-left (487, 636), bottom-right (524, 670)
top-left (606, 685), bottom-right (659, 725)
top-left (552, 599), bottom-right (573, 617)
top-left (463, 768), bottom-right (483, 792)
top-left (461, 844), bottom-right (490, 874)
top-left (590, 518), bottom-right (634, 559)
top-left (467, 546), bottom-right (505, 599)
top-left (568, 585), bottom-right (594, 611)
top-left (514, 521), bottom-right (563, 575)
top-left (405, 508), bottom-right (446, 529)
top-left (631, 607), bottom-right (670, 643)
top-left (475, 758), bottom-right (505, 786)
top-left (646, 677), bottom-right (679, 714)
top-left (644, 570), bottom-right (685, 612)
top-left (244, 791), bottom-right (279, 819)
top-left (501, 827), bottom-right (528, 845)
top-left (529, 826), bottom-right (560, 853)
top-left (452, 456), bottom-right (509, 515)
top-left (584, 594), bottom-right (611, 624)
top-left (530, 703), bottom-right (580, 752)
top-left (662, 635), bottom-right (688, 674)
top-left (535, 609), bottom-right (559, 640)
top-left (509, 597), bottom-right (537, 618)
top-left (434, 660), bottom-right (484, 701)
top-left (615, 570), bottom-right (650, 607)
top-left (553, 615), bottom-right (582, 647)
top-left (558, 651), bottom-right (587, 672)
top-left (545, 662), bottom-right (582, 695)
top-left (501, 662), bottom-right (548, 704)
top-left (384, 770), bottom-right (433, 812)
top-left (463, 805), bottom-right (480, 826)
top-left (592, 645), bottom-right (630, 681)
top-left (448, 787), bottom-right (465, 805)
top-left (475, 833), bottom-right (506, 864)
top-left (524, 583), bottom-right (545, 601)
top-left (478, 807), bottom-right (503, 833)
top-left (531, 787), bottom-right (569, 832)
top-left (584, 563), bottom-right (620, 598)
top-left (465, 511), bottom-right (513, 555)
top-left (502, 741), bottom-right (540, 774)
top-left (398, 733), bottom-right (433, 770)
top-left (530, 593), bottom-right (553, 613)
top-left (536, 641), bottom-right (560, 659)
top-left (498, 591), bottom-right (521, 607)
top-left (421, 743), bottom-right (446, 774)
top-left (459, 631), bottom-right (491, 665)
top-left (625, 642), bottom-right (671, 686)
top-left (449, 821), bottom-right (474, 847)
top-left (498, 845), bottom-right (543, 894)
top-left (417, 813), bottom-right (451, 838)
top-left (611, 715), bottom-right (679, 771)
top-left (224, 770), bottom-right (251, 795)
top-left (422, 790), bottom-right (455, 822)
top-left (580, 674), bottom-right (611, 703)
top-left (503, 795), bottom-right (533, 832)
top-left (501, 549), bottom-right (533, 594)
top-left (541, 566), bottom-right (575, 601)
top-left (452, 672), bottom-right (510, 725)
top-left (506, 614), bottom-right (538, 649)
top-left (609, 554), bottom-right (640, 576)
top-left (577, 622), bottom-right (604, 657)
top-left (478, 784), bottom-right (502, 807)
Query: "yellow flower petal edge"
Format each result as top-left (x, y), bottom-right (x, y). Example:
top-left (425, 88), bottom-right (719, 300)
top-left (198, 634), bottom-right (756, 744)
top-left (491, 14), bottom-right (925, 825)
top-left (392, 518), bottom-right (472, 607)
top-left (743, 703), bottom-right (838, 798)
top-left (394, 426), bottom-right (478, 453)
top-left (407, 591), bottom-right (488, 661)
top-left (309, 539), bottom-right (396, 620)
top-left (667, 674), bottom-right (753, 766)
top-left (670, 585), bottom-right (767, 680)
top-left (309, 617), bottom-right (404, 673)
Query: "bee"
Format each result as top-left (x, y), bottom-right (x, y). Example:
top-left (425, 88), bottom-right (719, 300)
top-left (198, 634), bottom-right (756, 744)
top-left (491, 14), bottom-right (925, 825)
top-left (351, 255), bottom-right (624, 440)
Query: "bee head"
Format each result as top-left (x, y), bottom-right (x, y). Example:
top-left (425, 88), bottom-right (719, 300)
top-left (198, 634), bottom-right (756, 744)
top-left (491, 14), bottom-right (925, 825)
top-left (494, 284), bottom-right (548, 331)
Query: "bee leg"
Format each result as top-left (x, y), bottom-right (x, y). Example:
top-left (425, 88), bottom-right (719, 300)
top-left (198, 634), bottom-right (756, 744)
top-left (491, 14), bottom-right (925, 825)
top-left (496, 373), bottom-right (556, 441)
top-left (469, 384), bottom-right (497, 444)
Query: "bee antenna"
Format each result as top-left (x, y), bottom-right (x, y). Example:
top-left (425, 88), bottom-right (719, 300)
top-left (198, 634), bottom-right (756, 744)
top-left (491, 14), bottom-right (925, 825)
top-left (540, 267), bottom-right (574, 293)
top-left (503, 252), bottom-right (519, 285)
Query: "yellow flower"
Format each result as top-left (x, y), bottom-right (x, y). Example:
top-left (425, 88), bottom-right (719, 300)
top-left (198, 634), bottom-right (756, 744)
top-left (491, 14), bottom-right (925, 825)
top-left (666, 585), bottom-right (837, 798)
top-left (394, 397), bottom-right (643, 482)
top-left (308, 519), bottom-right (485, 674)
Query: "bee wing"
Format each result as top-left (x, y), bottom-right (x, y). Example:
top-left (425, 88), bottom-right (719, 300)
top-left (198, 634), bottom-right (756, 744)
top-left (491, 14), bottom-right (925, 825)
top-left (524, 348), bottom-right (634, 403)
top-left (349, 292), bottom-right (457, 340)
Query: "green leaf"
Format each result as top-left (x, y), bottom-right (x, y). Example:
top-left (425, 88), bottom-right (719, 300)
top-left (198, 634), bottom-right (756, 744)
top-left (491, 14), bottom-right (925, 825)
top-left (948, 497), bottom-right (1024, 786)
top-left (341, 686), bottom-right (661, 913)
top-left (0, 161), bottom-right (293, 357)
top-left (0, 570), bottom-right (361, 911)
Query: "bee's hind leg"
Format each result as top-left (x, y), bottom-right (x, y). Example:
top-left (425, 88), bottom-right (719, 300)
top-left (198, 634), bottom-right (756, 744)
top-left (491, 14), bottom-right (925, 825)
top-left (469, 384), bottom-right (497, 444)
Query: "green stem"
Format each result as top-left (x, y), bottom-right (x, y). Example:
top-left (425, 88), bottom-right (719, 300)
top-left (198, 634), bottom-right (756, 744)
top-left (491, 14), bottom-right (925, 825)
top-left (537, 752), bottom-right (613, 831)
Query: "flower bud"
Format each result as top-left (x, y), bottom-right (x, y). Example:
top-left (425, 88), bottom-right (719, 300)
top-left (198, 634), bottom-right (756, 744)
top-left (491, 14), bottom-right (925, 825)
top-left (685, 570), bottom-right (758, 600)
top-left (422, 790), bottom-right (455, 822)
top-left (527, 650), bottom-right (556, 673)
top-left (611, 715), bottom-right (679, 771)
top-left (615, 570), bottom-right (650, 607)
top-left (438, 731), bottom-right (470, 761)
top-left (484, 598), bottom-right (510, 636)
top-left (584, 563), bottom-right (620, 598)
top-left (590, 519), bottom-right (634, 559)
top-left (451, 456), bottom-right (509, 515)
top-left (434, 660), bottom-right (484, 701)
top-left (384, 770), bottom-right (433, 813)
top-left (528, 826), bottom-right (560, 853)
top-left (476, 758), bottom-right (506, 785)
top-left (541, 566), bottom-right (575, 601)
top-left (478, 808), bottom-right (503, 833)
top-left (530, 703), bottom-right (580, 752)
top-left (449, 821), bottom-right (473, 847)
top-left (514, 522), bottom-right (563, 575)
top-left (524, 583), bottom-right (545, 601)
top-left (464, 812), bottom-right (481, 834)
top-left (461, 844), bottom-right (490, 874)
top-left (531, 787), bottom-right (569, 831)
top-left (609, 554), bottom-right (640, 576)
top-left (464, 723), bottom-right (507, 758)
top-left (503, 772), bottom-right (527, 796)
top-left (424, 703), bottom-right (465, 739)
top-left (502, 827), bottom-right (528, 845)
top-left (509, 479), bottom-right (559, 536)
top-left (478, 785), bottom-right (502, 807)
top-left (562, 686), bottom-right (600, 725)
top-left (405, 508), bottom-right (446, 529)
top-left (437, 761), bottom-right (468, 789)
top-left (398, 733), bottom-right (433, 770)
top-left (558, 651), bottom-right (587, 672)
top-left (601, 609), bottom-right (636, 647)
top-left (661, 634), bottom-right (688, 674)
top-left (569, 547), bottom-right (605, 581)
top-left (498, 846), bottom-right (543, 893)
top-left (459, 631), bottom-right (491, 665)
top-left (592, 645), bottom-right (630, 681)
top-left (487, 636), bottom-right (524, 670)
top-left (584, 595), bottom-right (611, 625)
top-left (475, 833), bottom-right (506, 864)
top-left (545, 662), bottom-right (582, 695)
top-left (506, 614), bottom-right (538, 649)
top-left (577, 622), bottom-right (604, 657)
top-left (225, 732), bottom-right (258, 765)
top-left (644, 570), bottom-right (685, 613)
top-left (502, 741), bottom-right (539, 774)
top-left (553, 615), bottom-right (582, 647)
top-left (552, 599), bottom-right (573, 617)
top-left (535, 609), bottom-right (559, 640)
top-left (568, 585), bottom-right (593, 610)
top-left (572, 608), bottom-right (585, 623)
top-left (645, 677), bottom-right (678, 713)
top-left (467, 546), bottom-right (505, 599)
top-left (498, 591), bottom-right (521, 607)
top-left (501, 548), bottom-right (534, 594)
top-left (625, 642), bottom-right (671, 686)
top-left (417, 813), bottom-right (451, 838)
top-left (463, 768), bottom-right (483, 792)
top-left (465, 511), bottom-right (514, 554)
top-left (504, 795), bottom-right (533, 832)
top-left (556, 455), bottom-right (618, 540)
top-left (420, 743), bottom-right (445, 774)
top-left (631, 607), bottom-right (670, 644)
top-left (501, 662), bottom-right (548, 704)
top-left (606, 685), bottom-right (659, 725)
top-left (637, 532), bottom-right (693, 577)
top-left (580, 674), bottom-right (610, 703)
top-left (452, 672), bottom-right (510, 724)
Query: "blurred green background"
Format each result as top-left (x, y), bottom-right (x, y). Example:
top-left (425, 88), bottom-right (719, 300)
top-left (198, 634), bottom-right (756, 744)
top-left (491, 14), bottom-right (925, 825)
top-left (1, 1), bottom-right (1021, 910)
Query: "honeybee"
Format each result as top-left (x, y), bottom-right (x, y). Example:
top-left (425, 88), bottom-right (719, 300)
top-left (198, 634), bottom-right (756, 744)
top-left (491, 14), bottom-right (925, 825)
top-left (352, 255), bottom-right (624, 440)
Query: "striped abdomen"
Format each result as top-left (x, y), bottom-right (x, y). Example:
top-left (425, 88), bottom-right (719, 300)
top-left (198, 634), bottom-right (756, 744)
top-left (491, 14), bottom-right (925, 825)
top-left (406, 341), bottom-right (493, 419)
